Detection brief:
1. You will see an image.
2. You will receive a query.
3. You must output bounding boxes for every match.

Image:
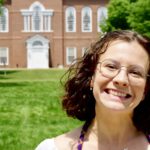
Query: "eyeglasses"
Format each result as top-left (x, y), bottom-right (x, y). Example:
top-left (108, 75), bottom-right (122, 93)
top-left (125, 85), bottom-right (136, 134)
top-left (97, 59), bottom-right (149, 84)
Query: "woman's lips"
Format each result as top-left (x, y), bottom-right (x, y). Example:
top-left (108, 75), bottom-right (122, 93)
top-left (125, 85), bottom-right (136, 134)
top-left (105, 89), bottom-right (132, 99)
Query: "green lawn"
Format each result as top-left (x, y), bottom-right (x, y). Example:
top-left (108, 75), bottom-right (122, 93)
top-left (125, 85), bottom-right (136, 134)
top-left (0, 69), bottom-right (82, 150)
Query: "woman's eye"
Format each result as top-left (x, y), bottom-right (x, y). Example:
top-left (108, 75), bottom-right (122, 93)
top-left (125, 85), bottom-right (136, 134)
top-left (105, 64), bottom-right (118, 70)
top-left (129, 70), bottom-right (143, 77)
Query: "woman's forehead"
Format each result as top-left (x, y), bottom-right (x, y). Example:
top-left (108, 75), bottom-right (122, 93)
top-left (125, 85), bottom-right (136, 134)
top-left (98, 40), bottom-right (149, 69)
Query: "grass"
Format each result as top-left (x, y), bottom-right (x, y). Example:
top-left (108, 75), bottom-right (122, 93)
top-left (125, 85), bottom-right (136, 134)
top-left (0, 69), bottom-right (82, 150)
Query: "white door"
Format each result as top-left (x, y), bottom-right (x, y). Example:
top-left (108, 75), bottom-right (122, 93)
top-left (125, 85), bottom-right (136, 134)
top-left (28, 48), bottom-right (49, 68)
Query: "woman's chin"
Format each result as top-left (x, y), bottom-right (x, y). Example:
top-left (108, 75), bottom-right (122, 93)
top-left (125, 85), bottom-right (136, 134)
top-left (102, 101), bottom-right (127, 111)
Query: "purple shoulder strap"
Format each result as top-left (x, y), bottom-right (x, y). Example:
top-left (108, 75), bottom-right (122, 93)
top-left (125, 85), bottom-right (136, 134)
top-left (146, 135), bottom-right (150, 143)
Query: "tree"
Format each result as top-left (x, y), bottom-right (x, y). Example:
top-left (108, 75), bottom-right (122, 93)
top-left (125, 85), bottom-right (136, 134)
top-left (127, 0), bottom-right (150, 37)
top-left (0, 0), bottom-right (4, 14)
top-left (101, 0), bottom-right (150, 38)
top-left (101, 0), bottom-right (130, 32)
top-left (0, 0), bottom-right (4, 6)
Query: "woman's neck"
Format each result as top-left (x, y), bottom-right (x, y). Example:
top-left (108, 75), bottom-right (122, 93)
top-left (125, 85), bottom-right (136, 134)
top-left (87, 105), bottom-right (140, 149)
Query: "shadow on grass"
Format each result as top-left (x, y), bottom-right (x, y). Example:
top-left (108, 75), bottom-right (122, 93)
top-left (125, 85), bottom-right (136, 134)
top-left (0, 82), bottom-right (27, 87)
top-left (0, 70), bottom-right (19, 75)
top-left (0, 77), bottom-right (9, 80)
top-left (0, 70), bottom-right (20, 80)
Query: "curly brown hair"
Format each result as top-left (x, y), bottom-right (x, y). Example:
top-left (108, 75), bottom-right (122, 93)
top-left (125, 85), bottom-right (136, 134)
top-left (61, 30), bottom-right (150, 134)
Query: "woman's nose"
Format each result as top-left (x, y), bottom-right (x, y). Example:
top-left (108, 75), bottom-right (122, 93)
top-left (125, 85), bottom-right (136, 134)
top-left (112, 69), bottom-right (129, 87)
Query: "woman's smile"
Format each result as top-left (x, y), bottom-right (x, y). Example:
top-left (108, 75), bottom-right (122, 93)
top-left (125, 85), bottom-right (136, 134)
top-left (104, 88), bottom-right (132, 102)
top-left (105, 88), bottom-right (132, 100)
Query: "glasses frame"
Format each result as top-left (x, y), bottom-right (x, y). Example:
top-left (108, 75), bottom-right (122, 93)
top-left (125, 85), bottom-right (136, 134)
top-left (97, 59), bottom-right (150, 81)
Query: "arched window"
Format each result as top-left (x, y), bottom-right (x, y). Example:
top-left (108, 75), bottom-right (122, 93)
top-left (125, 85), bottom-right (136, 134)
top-left (32, 41), bottom-right (43, 47)
top-left (81, 7), bottom-right (92, 32)
top-left (0, 7), bottom-right (9, 32)
top-left (65, 7), bottom-right (76, 32)
top-left (97, 7), bottom-right (108, 32)
top-left (21, 2), bottom-right (53, 32)
top-left (32, 6), bottom-right (42, 31)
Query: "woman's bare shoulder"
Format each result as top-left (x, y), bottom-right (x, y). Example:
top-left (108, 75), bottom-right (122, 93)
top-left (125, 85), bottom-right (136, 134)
top-left (54, 126), bottom-right (82, 149)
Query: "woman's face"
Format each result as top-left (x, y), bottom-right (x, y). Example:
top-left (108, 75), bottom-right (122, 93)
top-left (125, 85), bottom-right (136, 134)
top-left (91, 40), bottom-right (149, 111)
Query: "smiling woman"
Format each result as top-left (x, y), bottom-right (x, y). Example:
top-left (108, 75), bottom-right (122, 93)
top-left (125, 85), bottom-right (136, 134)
top-left (93, 39), bottom-right (149, 111)
top-left (35, 30), bottom-right (150, 150)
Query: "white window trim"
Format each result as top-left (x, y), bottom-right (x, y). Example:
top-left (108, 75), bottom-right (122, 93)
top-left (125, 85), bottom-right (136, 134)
top-left (81, 7), bottom-right (92, 32)
top-left (65, 7), bottom-right (76, 32)
top-left (21, 2), bottom-right (54, 32)
top-left (43, 12), bottom-right (52, 32)
top-left (0, 7), bottom-right (9, 32)
top-left (0, 47), bottom-right (9, 65)
top-left (24, 15), bottom-right (31, 31)
top-left (66, 47), bottom-right (77, 65)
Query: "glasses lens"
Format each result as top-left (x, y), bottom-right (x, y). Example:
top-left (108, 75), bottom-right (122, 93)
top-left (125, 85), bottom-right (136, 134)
top-left (99, 59), bottom-right (147, 85)
top-left (100, 60), bottom-right (120, 78)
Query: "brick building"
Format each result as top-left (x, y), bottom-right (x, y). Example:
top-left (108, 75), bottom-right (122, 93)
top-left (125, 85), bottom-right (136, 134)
top-left (0, 0), bottom-right (108, 68)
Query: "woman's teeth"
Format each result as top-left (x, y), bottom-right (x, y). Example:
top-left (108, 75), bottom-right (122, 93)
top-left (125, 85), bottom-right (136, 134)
top-left (107, 89), bottom-right (131, 98)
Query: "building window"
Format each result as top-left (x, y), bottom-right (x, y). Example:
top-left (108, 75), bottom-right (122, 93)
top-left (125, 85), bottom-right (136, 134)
top-left (32, 41), bottom-right (43, 47)
top-left (65, 7), bottom-right (76, 32)
top-left (0, 47), bottom-right (9, 65)
top-left (82, 7), bottom-right (92, 32)
top-left (97, 7), bottom-right (108, 32)
top-left (21, 2), bottom-right (53, 32)
top-left (0, 7), bottom-right (9, 32)
top-left (66, 47), bottom-right (77, 65)
top-left (32, 6), bottom-right (42, 31)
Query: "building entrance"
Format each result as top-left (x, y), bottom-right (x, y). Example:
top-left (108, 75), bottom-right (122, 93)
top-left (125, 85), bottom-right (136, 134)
top-left (26, 35), bottom-right (49, 68)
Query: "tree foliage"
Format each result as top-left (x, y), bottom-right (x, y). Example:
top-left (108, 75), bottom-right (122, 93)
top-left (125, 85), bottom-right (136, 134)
top-left (128, 0), bottom-right (150, 37)
top-left (0, 0), bottom-right (4, 6)
top-left (101, 0), bottom-right (150, 37)
top-left (0, 0), bottom-right (4, 14)
top-left (101, 0), bottom-right (130, 31)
